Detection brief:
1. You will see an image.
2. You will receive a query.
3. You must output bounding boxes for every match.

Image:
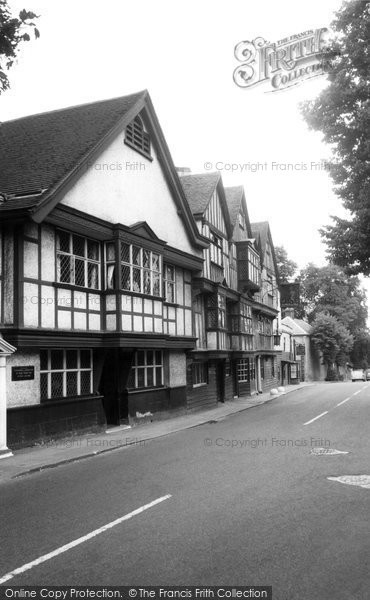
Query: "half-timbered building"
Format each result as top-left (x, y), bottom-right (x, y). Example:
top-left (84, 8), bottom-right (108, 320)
top-left (0, 91), bottom-right (208, 448)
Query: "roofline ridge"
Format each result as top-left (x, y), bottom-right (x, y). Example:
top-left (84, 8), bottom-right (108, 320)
top-left (1, 90), bottom-right (148, 124)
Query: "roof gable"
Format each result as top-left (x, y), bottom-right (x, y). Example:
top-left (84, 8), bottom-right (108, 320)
top-left (225, 186), bottom-right (253, 239)
top-left (0, 91), bottom-right (208, 249)
top-left (251, 221), bottom-right (279, 278)
top-left (181, 172), bottom-right (232, 237)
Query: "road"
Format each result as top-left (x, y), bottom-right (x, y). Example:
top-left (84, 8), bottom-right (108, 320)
top-left (1, 382), bottom-right (370, 599)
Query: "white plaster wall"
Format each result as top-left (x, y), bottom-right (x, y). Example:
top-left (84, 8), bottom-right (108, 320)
top-left (168, 351), bottom-right (186, 387)
top-left (60, 131), bottom-right (200, 256)
top-left (6, 350), bottom-right (40, 407)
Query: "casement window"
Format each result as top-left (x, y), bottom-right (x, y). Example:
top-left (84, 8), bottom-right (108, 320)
top-left (40, 349), bottom-right (93, 400)
top-left (57, 231), bottom-right (100, 289)
top-left (164, 264), bottom-right (176, 303)
top-left (229, 301), bottom-right (252, 334)
top-left (248, 247), bottom-right (260, 286)
top-left (125, 116), bottom-right (151, 157)
top-left (237, 358), bottom-right (249, 382)
top-left (192, 361), bottom-right (208, 386)
top-left (105, 241), bottom-right (161, 297)
top-left (207, 293), bottom-right (226, 329)
top-left (127, 350), bottom-right (163, 389)
top-left (210, 232), bottom-right (223, 266)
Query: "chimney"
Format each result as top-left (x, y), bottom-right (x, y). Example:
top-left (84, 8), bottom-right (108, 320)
top-left (176, 167), bottom-right (191, 177)
top-left (284, 307), bottom-right (295, 319)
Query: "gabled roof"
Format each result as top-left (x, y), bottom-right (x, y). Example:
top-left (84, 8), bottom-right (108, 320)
top-left (0, 91), bottom-right (208, 249)
top-left (0, 91), bottom-right (145, 201)
top-left (180, 172), bottom-right (232, 237)
top-left (282, 316), bottom-right (312, 335)
top-left (251, 220), bottom-right (279, 279)
top-left (225, 185), bottom-right (253, 239)
top-left (180, 172), bottom-right (220, 215)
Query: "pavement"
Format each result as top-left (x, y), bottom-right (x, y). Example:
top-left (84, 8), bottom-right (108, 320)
top-left (0, 382), bottom-right (313, 483)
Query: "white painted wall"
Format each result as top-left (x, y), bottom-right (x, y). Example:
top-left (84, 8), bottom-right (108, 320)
top-left (60, 129), bottom-right (200, 256)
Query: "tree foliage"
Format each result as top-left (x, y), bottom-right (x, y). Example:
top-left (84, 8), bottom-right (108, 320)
top-left (311, 312), bottom-right (354, 378)
top-left (0, 0), bottom-right (39, 94)
top-left (301, 1), bottom-right (370, 275)
top-left (298, 262), bottom-right (369, 367)
top-left (275, 245), bottom-right (298, 283)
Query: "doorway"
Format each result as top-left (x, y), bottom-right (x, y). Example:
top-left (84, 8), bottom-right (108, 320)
top-left (100, 349), bottom-right (133, 426)
top-left (216, 361), bottom-right (225, 403)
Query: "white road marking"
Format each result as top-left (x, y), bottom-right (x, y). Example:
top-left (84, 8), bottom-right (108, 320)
top-left (353, 390), bottom-right (361, 396)
top-left (303, 411), bottom-right (328, 425)
top-left (0, 494), bottom-right (171, 584)
top-left (336, 397), bottom-right (351, 407)
top-left (328, 475), bottom-right (370, 489)
top-left (310, 447), bottom-right (348, 455)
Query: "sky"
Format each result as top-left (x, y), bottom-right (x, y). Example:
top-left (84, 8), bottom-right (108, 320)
top-left (1, 0), bottom-right (369, 307)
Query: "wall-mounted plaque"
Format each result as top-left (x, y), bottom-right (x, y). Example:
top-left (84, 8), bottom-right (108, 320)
top-left (11, 366), bottom-right (35, 381)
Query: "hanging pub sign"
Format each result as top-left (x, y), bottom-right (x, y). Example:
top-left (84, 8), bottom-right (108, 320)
top-left (11, 366), bottom-right (35, 381)
top-left (296, 344), bottom-right (306, 356)
top-left (280, 282), bottom-right (301, 308)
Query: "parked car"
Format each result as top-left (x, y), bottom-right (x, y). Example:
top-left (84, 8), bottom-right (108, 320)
top-left (351, 369), bottom-right (365, 382)
top-left (366, 369), bottom-right (370, 381)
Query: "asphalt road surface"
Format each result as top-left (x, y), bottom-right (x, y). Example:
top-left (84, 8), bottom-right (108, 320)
top-left (1, 382), bottom-right (370, 599)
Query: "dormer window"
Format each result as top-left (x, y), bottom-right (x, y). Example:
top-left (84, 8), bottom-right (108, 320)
top-left (125, 116), bottom-right (151, 158)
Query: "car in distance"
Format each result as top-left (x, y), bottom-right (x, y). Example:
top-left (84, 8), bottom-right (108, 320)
top-left (351, 369), bottom-right (365, 382)
top-left (366, 369), bottom-right (370, 381)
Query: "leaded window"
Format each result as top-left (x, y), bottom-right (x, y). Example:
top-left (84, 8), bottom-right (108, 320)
top-left (40, 349), bottom-right (93, 400)
top-left (57, 231), bottom-right (100, 289)
top-left (105, 242), bottom-right (161, 297)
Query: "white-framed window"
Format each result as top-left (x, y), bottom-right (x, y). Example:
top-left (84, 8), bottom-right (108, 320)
top-left (128, 350), bottom-right (163, 389)
top-left (57, 231), bottom-right (100, 289)
top-left (105, 241), bottom-right (162, 297)
top-left (125, 116), bottom-right (151, 156)
top-left (210, 232), bottom-right (223, 266)
top-left (164, 264), bottom-right (176, 303)
top-left (193, 361), bottom-right (208, 386)
top-left (248, 247), bottom-right (260, 286)
top-left (40, 349), bottom-right (93, 400)
top-left (237, 359), bottom-right (249, 382)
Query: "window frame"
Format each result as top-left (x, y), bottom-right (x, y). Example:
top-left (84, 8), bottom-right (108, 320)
top-left (56, 230), bottom-right (101, 290)
top-left (40, 349), bottom-right (93, 401)
top-left (127, 350), bottom-right (164, 390)
top-left (164, 264), bottom-right (176, 304)
top-left (192, 361), bottom-right (208, 387)
top-left (105, 241), bottom-right (162, 298)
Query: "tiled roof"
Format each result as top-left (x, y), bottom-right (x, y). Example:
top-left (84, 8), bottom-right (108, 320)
top-left (225, 186), bottom-right (243, 228)
top-left (251, 221), bottom-right (269, 253)
top-left (282, 316), bottom-right (312, 335)
top-left (0, 91), bottom-right (146, 210)
top-left (180, 172), bottom-right (220, 215)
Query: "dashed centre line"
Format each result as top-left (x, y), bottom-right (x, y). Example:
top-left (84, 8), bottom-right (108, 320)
top-left (304, 411), bottom-right (328, 426)
top-left (303, 385), bottom-right (368, 425)
top-left (0, 494), bottom-right (172, 584)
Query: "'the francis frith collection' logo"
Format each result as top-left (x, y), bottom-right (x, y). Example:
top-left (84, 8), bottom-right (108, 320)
top-left (233, 28), bottom-right (332, 92)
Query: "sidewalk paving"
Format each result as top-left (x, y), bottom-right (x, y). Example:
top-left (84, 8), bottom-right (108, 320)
top-left (0, 383), bottom-right (314, 484)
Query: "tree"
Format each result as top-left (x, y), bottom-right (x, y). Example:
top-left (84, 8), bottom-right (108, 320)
top-left (297, 262), bottom-right (369, 367)
top-left (311, 312), bottom-right (353, 380)
top-left (301, 1), bottom-right (370, 275)
top-left (298, 263), bottom-right (368, 334)
top-left (0, 0), bottom-right (39, 94)
top-left (275, 246), bottom-right (298, 283)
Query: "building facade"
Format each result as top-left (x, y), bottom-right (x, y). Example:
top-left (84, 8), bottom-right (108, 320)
top-left (1, 91), bottom-right (287, 449)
